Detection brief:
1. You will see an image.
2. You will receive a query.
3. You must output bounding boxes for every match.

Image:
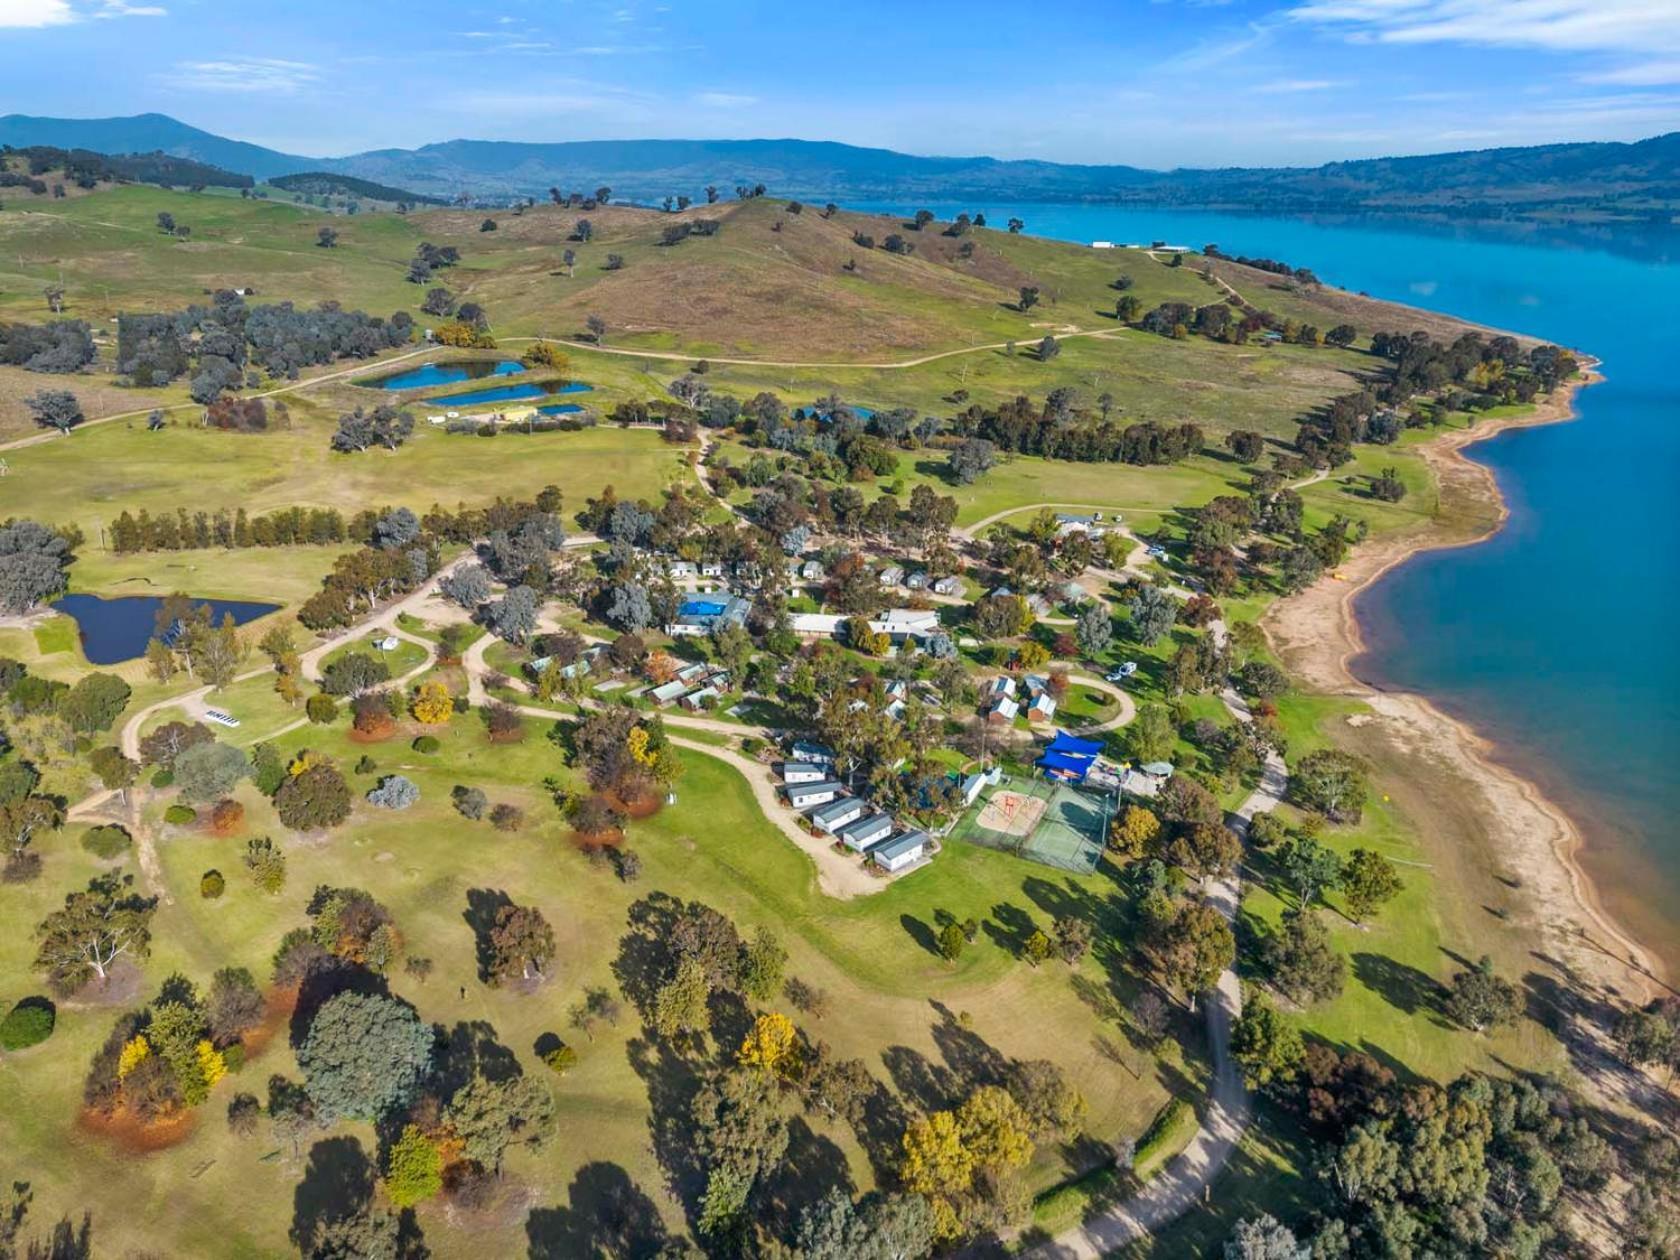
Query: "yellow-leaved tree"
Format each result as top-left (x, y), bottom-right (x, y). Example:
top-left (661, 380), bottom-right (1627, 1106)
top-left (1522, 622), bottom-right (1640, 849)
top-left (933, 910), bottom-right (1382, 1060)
top-left (117, 1034), bottom-right (151, 1078)
top-left (410, 680), bottom-right (454, 726)
top-left (736, 1012), bottom-right (800, 1080)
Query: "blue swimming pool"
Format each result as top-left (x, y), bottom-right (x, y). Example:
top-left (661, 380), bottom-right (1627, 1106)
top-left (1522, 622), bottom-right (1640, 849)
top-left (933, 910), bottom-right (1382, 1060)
top-left (363, 360), bottom-right (523, 390)
top-left (433, 381), bottom-right (595, 408)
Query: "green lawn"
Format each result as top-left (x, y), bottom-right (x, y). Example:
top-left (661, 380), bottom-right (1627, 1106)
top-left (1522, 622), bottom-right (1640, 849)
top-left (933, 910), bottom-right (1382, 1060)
top-left (8, 416), bottom-right (689, 544)
top-left (0, 709), bottom-right (1180, 1257)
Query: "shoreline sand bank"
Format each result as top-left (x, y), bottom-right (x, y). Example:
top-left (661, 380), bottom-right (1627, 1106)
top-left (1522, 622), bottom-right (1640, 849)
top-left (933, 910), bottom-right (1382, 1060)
top-left (1263, 370), bottom-right (1669, 1014)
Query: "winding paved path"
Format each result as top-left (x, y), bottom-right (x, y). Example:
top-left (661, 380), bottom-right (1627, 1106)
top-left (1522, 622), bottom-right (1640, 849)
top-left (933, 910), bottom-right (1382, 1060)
top-left (1027, 618), bottom-right (1285, 1258)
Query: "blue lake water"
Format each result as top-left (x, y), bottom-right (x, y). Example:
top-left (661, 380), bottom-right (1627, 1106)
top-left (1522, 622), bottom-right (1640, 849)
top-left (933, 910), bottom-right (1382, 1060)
top-left (362, 359), bottom-right (523, 389)
top-left (432, 381), bottom-right (593, 408)
top-left (868, 201), bottom-right (1680, 960)
top-left (536, 403), bottom-right (585, 416)
top-left (54, 594), bottom-right (281, 665)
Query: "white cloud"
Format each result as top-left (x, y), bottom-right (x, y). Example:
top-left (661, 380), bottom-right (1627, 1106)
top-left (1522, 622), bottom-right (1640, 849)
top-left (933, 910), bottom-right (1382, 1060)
top-left (0, 0), bottom-right (159, 24)
top-left (0, 0), bottom-right (74, 25)
top-left (1256, 78), bottom-right (1345, 92)
top-left (1580, 59), bottom-right (1680, 86)
top-left (171, 57), bottom-right (321, 93)
top-left (1287, 0), bottom-right (1680, 56)
top-left (694, 91), bottom-right (757, 108)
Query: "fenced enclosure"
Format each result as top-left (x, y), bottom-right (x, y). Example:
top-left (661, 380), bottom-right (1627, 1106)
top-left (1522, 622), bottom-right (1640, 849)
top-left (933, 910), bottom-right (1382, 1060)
top-left (948, 772), bottom-right (1112, 874)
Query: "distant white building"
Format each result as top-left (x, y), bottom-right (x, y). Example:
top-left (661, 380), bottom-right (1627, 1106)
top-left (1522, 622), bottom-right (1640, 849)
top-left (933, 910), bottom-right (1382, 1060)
top-left (781, 762), bottom-right (829, 785)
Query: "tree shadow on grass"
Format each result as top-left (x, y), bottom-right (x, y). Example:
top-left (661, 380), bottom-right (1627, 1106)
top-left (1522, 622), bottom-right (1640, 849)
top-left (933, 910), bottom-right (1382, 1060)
top-left (290, 1136), bottom-right (374, 1257)
top-left (756, 1116), bottom-right (856, 1238)
top-left (928, 1000), bottom-right (1010, 1091)
top-left (624, 1032), bottom-right (708, 1230)
top-left (881, 1044), bottom-right (959, 1114)
top-left (982, 901), bottom-right (1038, 957)
top-left (525, 1161), bottom-right (673, 1259)
top-left (1351, 951), bottom-right (1447, 1022)
top-left (900, 913), bottom-right (940, 958)
top-left (435, 1018), bottom-right (521, 1099)
top-left (464, 888), bottom-right (515, 985)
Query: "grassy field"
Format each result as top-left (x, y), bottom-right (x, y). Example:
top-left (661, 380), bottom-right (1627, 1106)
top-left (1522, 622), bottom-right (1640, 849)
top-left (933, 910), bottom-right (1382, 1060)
top-left (0, 694), bottom-right (1190, 1257)
top-left (1, 181), bottom-right (1487, 442)
top-left (7, 414), bottom-right (689, 543)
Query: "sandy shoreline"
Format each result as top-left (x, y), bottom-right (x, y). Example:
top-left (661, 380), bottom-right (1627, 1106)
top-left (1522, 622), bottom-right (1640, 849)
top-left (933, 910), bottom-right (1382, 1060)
top-left (1262, 370), bottom-right (1669, 1008)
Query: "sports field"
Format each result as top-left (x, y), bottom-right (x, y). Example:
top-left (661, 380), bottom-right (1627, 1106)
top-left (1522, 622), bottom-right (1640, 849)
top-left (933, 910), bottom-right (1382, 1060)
top-left (950, 775), bottom-right (1112, 874)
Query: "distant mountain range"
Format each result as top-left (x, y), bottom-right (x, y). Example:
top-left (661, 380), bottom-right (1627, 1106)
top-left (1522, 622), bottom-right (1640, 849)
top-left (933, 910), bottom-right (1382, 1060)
top-left (2, 112), bottom-right (1676, 223)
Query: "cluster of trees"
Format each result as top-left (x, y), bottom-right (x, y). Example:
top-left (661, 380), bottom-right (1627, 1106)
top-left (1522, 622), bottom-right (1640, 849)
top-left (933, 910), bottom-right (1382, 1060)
top-left (331, 404), bottom-right (416, 453)
top-left (658, 217), bottom-right (722, 246)
top-left (5, 144), bottom-right (250, 190)
top-left (405, 240), bottom-right (461, 285)
top-left (0, 318), bottom-right (95, 373)
top-left (1200, 244), bottom-right (1319, 284)
top-left (1220, 1056), bottom-right (1621, 1256)
top-left (82, 968), bottom-right (261, 1122)
top-left (115, 290), bottom-right (413, 396)
top-left (949, 394), bottom-right (1205, 466)
top-left (0, 518), bottom-right (78, 614)
top-left (1291, 331), bottom-right (1580, 470)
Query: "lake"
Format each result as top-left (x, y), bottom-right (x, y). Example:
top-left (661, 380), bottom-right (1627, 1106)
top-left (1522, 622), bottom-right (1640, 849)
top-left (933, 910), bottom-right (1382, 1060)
top-left (431, 381), bottom-right (593, 408)
top-left (868, 200), bottom-right (1680, 963)
top-left (361, 359), bottom-right (524, 390)
top-left (54, 594), bottom-right (281, 665)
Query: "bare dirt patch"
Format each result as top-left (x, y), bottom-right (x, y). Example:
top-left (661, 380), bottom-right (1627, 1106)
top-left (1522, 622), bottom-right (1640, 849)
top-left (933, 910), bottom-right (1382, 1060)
top-left (77, 1104), bottom-right (197, 1154)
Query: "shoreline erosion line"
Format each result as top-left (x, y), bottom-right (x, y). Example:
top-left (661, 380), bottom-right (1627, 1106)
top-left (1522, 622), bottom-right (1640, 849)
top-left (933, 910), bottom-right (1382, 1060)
top-left (1264, 364), bottom-right (1668, 1001)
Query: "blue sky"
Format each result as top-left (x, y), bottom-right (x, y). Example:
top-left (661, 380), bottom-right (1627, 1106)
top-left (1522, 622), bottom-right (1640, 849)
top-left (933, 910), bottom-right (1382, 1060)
top-left (2, 0), bottom-right (1677, 166)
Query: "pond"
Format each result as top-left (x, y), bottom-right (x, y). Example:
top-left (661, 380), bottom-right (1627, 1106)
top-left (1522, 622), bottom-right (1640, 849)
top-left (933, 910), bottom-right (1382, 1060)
top-left (360, 359), bottom-right (524, 390)
top-left (536, 403), bottom-right (585, 416)
top-left (429, 380), bottom-right (594, 408)
top-left (53, 594), bottom-right (281, 665)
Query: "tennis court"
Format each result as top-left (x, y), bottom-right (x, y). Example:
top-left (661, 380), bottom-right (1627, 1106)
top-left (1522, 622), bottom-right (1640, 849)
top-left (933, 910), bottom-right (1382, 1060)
top-left (949, 774), bottom-right (1112, 874)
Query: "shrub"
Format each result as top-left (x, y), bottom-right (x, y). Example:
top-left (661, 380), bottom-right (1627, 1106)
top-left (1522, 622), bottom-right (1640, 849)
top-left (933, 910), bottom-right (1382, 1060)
top-left (490, 803), bottom-right (525, 832)
top-left (243, 837), bottom-right (287, 893)
top-left (305, 693), bottom-right (338, 724)
top-left (412, 735), bottom-right (441, 754)
top-left (210, 798), bottom-right (245, 836)
top-left (0, 998), bottom-right (55, 1050)
top-left (200, 869), bottom-right (226, 899)
top-left (164, 804), bottom-right (197, 825)
top-left (367, 775), bottom-right (419, 810)
top-left (151, 768), bottom-right (175, 788)
top-left (80, 824), bottom-right (132, 861)
top-left (543, 1044), bottom-right (579, 1075)
top-left (354, 755), bottom-right (378, 774)
top-left (453, 786), bottom-right (488, 820)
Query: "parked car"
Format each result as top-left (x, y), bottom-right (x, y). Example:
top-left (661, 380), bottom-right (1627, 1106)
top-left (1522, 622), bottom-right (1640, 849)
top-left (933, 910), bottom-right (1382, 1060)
top-left (1105, 661), bottom-right (1139, 683)
top-left (1146, 545), bottom-right (1168, 559)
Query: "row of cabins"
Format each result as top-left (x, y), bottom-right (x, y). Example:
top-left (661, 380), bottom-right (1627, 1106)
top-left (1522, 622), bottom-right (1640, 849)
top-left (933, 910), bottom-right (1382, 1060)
top-left (781, 743), bottom-right (930, 874)
top-left (983, 673), bottom-right (1059, 724)
top-left (875, 564), bottom-right (963, 597)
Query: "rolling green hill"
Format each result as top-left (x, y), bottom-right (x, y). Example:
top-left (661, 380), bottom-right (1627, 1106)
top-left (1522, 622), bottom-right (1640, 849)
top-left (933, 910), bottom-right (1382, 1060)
top-left (4, 112), bottom-right (1674, 221)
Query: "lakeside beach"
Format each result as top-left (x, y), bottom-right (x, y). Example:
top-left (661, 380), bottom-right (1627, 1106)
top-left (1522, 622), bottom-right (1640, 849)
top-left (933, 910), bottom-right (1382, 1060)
top-left (1264, 371), bottom-right (1668, 1016)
